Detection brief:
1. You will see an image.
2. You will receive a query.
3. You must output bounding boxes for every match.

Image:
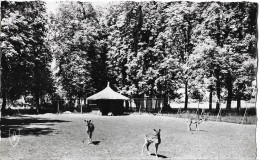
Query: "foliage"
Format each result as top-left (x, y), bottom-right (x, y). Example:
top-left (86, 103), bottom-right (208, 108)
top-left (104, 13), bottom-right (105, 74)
top-left (48, 1), bottom-right (109, 99)
top-left (1, 1), bottom-right (55, 111)
top-left (1, 1), bottom-right (257, 111)
top-left (190, 2), bottom-right (257, 110)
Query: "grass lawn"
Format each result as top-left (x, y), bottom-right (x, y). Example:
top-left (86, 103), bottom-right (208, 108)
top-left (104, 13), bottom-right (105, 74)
top-left (0, 113), bottom-right (256, 160)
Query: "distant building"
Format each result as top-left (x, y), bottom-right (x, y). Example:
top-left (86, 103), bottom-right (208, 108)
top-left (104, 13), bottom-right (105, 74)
top-left (87, 83), bottom-right (129, 115)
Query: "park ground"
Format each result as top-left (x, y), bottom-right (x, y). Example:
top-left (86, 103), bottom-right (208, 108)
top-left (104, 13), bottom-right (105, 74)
top-left (0, 113), bottom-right (256, 160)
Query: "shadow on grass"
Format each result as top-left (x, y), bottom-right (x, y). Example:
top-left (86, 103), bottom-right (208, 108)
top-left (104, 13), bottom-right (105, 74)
top-left (189, 129), bottom-right (208, 132)
top-left (82, 140), bottom-right (100, 145)
top-left (1, 115), bottom-right (71, 138)
top-left (92, 141), bottom-right (100, 145)
top-left (150, 153), bottom-right (168, 158)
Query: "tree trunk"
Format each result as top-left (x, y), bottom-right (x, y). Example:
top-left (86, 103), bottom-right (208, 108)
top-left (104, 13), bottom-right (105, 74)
top-left (209, 87), bottom-right (213, 111)
top-left (237, 96), bottom-right (241, 114)
top-left (35, 92), bottom-right (40, 114)
top-left (0, 8), bottom-right (2, 100)
top-left (184, 81), bottom-right (188, 110)
top-left (226, 81), bottom-right (232, 110)
top-left (1, 89), bottom-right (6, 113)
top-left (1, 52), bottom-right (6, 113)
top-left (226, 72), bottom-right (232, 110)
top-left (215, 12), bottom-right (222, 112)
top-left (0, 61), bottom-right (1, 99)
top-left (215, 71), bottom-right (221, 112)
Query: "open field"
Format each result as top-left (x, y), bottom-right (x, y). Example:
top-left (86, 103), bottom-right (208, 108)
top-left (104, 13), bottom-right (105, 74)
top-left (157, 113), bottom-right (257, 125)
top-left (0, 113), bottom-right (256, 160)
top-left (170, 101), bottom-right (256, 109)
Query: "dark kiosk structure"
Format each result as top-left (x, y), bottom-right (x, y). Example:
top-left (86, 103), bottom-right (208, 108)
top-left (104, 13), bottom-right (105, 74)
top-left (86, 83), bottom-right (129, 115)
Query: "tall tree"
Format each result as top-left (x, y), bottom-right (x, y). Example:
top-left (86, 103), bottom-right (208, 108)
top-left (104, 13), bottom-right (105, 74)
top-left (191, 2), bottom-right (257, 111)
top-left (223, 2), bottom-right (257, 111)
top-left (107, 2), bottom-right (182, 101)
top-left (49, 1), bottom-right (109, 101)
top-left (29, 2), bottom-right (55, 112)
top-left (164, 1), bottom-right (199, 109)
top-left (106, 2), bottom-right (142, 93)
top-left (1, 1), bottom-right (55, 112)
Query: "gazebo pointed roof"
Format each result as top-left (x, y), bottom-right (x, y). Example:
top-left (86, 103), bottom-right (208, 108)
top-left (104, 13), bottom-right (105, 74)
top-left (86, 82), bottom-right (129, 100)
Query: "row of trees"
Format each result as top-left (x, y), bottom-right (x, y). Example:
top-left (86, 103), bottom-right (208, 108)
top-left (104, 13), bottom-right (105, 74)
top-left (0, 1), bottom-right (257, 113)
top-left (1, 1), bottom-right (55, 113)
top-left (106, 2), bottom-right (257, 112)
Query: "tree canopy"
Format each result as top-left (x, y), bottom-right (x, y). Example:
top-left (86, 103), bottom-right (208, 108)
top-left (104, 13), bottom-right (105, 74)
top-left (1, 1), bottom-right (257, 112)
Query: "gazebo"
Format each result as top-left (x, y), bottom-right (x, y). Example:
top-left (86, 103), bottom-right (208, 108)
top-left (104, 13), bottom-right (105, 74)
top-left (86, 82), bottom-right (129, 115)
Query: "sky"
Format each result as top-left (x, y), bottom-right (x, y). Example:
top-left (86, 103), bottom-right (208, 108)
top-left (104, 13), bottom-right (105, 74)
top-left (45, 0), bottom-right (112, 14)
top-left (45, 1), bottom-right (59, 14)
top-left (44, 0), bottom-right (260, 14)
